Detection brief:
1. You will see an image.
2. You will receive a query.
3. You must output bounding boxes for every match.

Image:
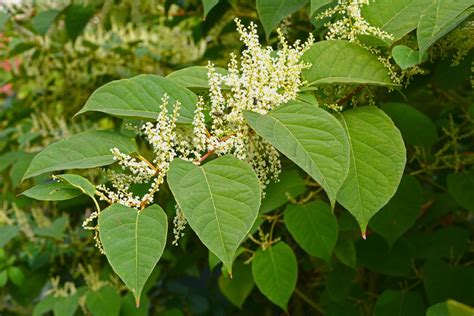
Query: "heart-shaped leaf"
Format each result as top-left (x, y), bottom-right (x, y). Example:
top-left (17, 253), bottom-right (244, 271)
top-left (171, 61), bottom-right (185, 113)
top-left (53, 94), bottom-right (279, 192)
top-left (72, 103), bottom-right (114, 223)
top-left (167, 155), bottom-right (261, 273)
top-left (99, 204), bottom-right (168, 307)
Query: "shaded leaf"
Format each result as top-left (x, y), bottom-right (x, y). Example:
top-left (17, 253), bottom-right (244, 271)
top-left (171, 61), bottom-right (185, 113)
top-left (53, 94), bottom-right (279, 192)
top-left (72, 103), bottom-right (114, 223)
top-left (257, 0), bottom-right (308, 38)
top-left (32, 10), bottom-right (59, 36)
top-left (218, 261), bottom-right (255, 309)
top-left (260, 169), bottom-right (306, 214)
top-left (310, 0), bottom-right (333, 16)
top-left (86, 285), bottom-right (121, 316)
top-left (447, 170), bottom-right (474, 212)
top-left (65, 4), bottom-right (94, 42)
top-left (203, 0), bottom-right (219, 18)
top-left (334, 236), bottom-right (357, 269)
top-left (392, 45), bottom-right (428, 69)
top-left (373, 290), bottom-right (425, 316)
top-left (0, 226), bottom-right (20, 248)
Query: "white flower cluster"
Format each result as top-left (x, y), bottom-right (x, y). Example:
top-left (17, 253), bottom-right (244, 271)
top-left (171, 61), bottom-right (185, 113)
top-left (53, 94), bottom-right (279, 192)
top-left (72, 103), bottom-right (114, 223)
top-left (94, 20), bottom-right (313, 244)
top-left (318, 0), bottom-right (393, 42)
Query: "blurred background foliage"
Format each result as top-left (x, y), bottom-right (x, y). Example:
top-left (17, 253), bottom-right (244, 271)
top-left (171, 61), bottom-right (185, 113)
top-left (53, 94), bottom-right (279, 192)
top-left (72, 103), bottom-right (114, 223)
top-left (0, 0), bottom-right (473, 315)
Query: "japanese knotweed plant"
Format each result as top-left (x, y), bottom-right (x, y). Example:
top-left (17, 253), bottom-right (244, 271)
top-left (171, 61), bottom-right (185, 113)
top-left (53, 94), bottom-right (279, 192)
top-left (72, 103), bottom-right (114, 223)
top-left (22, 19), bottom-right (408, 308)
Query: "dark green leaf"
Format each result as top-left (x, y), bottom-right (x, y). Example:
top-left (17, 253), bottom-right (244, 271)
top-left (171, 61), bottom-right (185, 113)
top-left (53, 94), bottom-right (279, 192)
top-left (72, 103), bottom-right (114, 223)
top-left (65, 4), bottom-right (94, 42)
top-left (447, 170), bottom-right (474, 212)
top-left (32, 10), bottom-right (60, 36)
top-left (218, 261), bottom-right (255, 309)
top-left (373, 290), bottom-right (425, 316)
top-left (86, 286), bottom-right (121, 316)
top-left (257, 0), bottom-right (308, 38)
top-left (260, 169), bottom-right (306, 214)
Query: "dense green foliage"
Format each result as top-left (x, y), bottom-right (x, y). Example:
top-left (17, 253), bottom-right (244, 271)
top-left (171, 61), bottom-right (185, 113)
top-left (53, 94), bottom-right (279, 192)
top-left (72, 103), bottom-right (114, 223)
top-left (0, 0), bottom-right (473, 315)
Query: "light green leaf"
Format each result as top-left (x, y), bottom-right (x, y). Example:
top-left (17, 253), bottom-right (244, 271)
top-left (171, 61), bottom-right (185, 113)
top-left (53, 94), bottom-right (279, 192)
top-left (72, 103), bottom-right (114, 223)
top-left (218, 261), bottom-right (255, 309)
top-left (381, 103), bottom-right (438, 146)
top-left (32, 10), bottom-right (59, 36)
top-left (99, 204), bottom-right (168, 307)
top-left (447, 170), bottom-right (474, 212)
top-left (244, 101), bottom-right (349, 207)
top-left (77, 75), bottom-right (198, 124)
top-left (166, 66), bottom-right (228, 89)
top-left (257, 0), bottom-right (308, 38)
top-left (369, 175), bottom-right (423, 247)
top-left (373, 290), bottom-right (425, 316)
top-left (310, 0), bottom-right (333, 16)
top-left (301, 40), bottom-right (396, 87)
top-left (0, 226), bottom-right (20, 247)
top-left (167, 156), bottom-right (261, 272)
top-left (22, 181), bottom-right (82, 201)
top-left (391, 45), bottom-right (428, 69)
top-left (23, 131), bottom-right (136, 180)
top-left (203, 0), bottom-right (219, 18)
top-left (427, 300), bottom-right (474, 316)
top-left (260, 169), bottom-right (306, 214)
top-left (252, 242), bottom-right (297, 310)
top-left (417, 0), bottom-right (473, 61)
top-left (336, 106), bottom-right (406, 235)
top-left (86, 285), bottom-right (121, 316)
top-left (55, 174), bottom-right (97, 202)
top-left (361, 0), bottom-right (432, 41)
top-left (284, 200), bottom-right (338, 262)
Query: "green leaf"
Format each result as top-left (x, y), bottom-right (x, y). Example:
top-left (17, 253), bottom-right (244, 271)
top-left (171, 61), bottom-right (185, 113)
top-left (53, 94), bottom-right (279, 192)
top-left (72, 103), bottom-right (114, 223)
top-left (427, 300), bottom-right (474, 316)
top-left (256, 0), bottom-right (308, 38)
top-left (166, 66), bottom-right (228, 89)
top-left (0, 12), bottom-right (9, 31)
top-left (99, 204), bottom-right (168, 307)
top-left (35, 216), bottom-right (68, 240)
top-left (0, 270), bottom-right (7, 288)
top-left (167, 156), bottom-right (261, 272)
top-left (409, 227), bottom-right (470, 260)
top-left (0, 151), bottom-right (20, 172)
top-left (33, 295), bottom-right (58, 316)
top-left (447, 170), bottom-right (474, 212)
top-left (301, 40), bottom-right (395, 87)
top-left (32, 10), bottom-right (60, 36)
top-left (23, 131), bottom-right (136, 180)
top-left (417, 0), bottom-right (473, 60)
top-left (252, 242), bottom-right (297, 310)
top-left (86, 285), bottom-right (121, 316)
top-left (244, 101), bottom-right (349, 207)
top-left (373, 290), bottom-right (425, 316)
top-left (22, 181), bottom-right (81, 201)
top-left (423, 259), bottom-right (474, 305)
top-left (260, 169), bottom-right (306, 214)
top-left (369, 175), bottom-right (423, 247)
top-left (334, 237), bottom-right (357, 269)
top-left (120, 292), bottom-right (150, 316)
top-left (392, 45), bottom-right (428, 69)
top-left (10, 153), bottom-right (35, 187)
top-left (326, 262), bottom-right (356, 302)
top-left (55, 174), bottom-right (97, 202)
top-left (65, 4), bottom-right (94, 42)
top-left (284, 200), bottom-right (338, 262)
top-left (53, 291), bottom-right (82, 316)
top-left (7, 267), bottom-right (24, 286)
top-left (203, 0), bottom-right (219, 18)
top-left (381, 102), bottom-right (438, 146)
top-left (310, 0), bottom-right (333, 16)
top-left (361, 0), bottom-right (432, 41)
top-left (218, 261), bottom-right (255, 309)
top-left (0, 226), bottom-right (20, 247)
top-left (77, 75), bottom-right (198, 124)
top-left (336, 106), bottom-right (406, 235)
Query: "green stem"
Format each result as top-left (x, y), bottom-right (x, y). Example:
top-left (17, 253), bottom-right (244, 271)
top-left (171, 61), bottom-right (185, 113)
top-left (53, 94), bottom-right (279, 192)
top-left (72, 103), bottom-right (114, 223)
top-left (294, 288), bottom-right (324, 314)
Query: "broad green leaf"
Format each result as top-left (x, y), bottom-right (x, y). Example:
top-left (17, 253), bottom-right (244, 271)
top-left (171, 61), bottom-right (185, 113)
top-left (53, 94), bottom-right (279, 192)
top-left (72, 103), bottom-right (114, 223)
top-left (65, 4), bottom-right (94, 42)
top-left (326, 262), bottom-right (356, 302)
top-left (35, 216), bottom-right (68, 240)
top-left (336, 106), bottom-right (406, 235)
top-left (7, 267), bottom-right (24, 286)
top-left (423, 259), bottom-right (474, 305)
top-left (373, 290), bottom-right (425, 316)
top-left (23, 131), bottom-right (136, 180)
top-left (86, 285), bottom-right (121, 316)
top-left (33, 295), bottom-right (58, 316)
top-left (409, 227), bottom-right (470, 260)
top-left (447, 170), bottom-right (474, 212)
top-left (361, 0), bottom-right (432, 41)
top-left (356, 235), bottom-right (413, 276)
top-left (310, 0), bottom-right (333, 16)
top-left (417, 0), bottom-right (473, 60)
top-left (10, 153), bottom-right (35, 187)
top-left (252, 242), bottom-right (297, 310)
top-left (244, 101), bottom-right (349, 207)
top-left (55, 174), bottom-right (97, 203)
top-left (284, 200), bottom-right (338, 262)
top-left (218, 261), bottom-right (255, 309)
top-left (369, 175), bottom-right (423, 247)
top-left (53, 291), bottom-right (82, 316)
top-left (203, 0), bottom-right (219, 18)
top-left (166, 66), bottom-right (228, 89)
top-left (120, 292), bottom-right (150, 316)
top-left (32, 10), bottom-right (59, 36)
top-left (0, 226), bottom-right (20, 247)
top-left (256, 0), bottom-right (308, 38)
top-left (77, 75), bottom-right (198, 124)
top-left (301, 40), bottom-right (395, 87)
top-left (260, 169), bottom-right (306, 214)
top-left (99, 204), bottom-right (168, 307)
top-left (427, 300), bottom-right (474, 316)
top-left (334, 236), bottom-right (357, 268)
top-left (21, 181), bottom-right (81, 201)
top-left (391, 45), bottom-right (428, 69)
top-left (167, 156), bottom-right (260, 272)
top-left (381, 103), bottom-right (438, 146)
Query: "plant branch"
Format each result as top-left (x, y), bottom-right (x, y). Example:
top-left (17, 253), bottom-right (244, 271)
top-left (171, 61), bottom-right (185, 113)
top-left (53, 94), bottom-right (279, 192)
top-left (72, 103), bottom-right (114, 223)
top-left (294, 288), bottom-right (324, 314)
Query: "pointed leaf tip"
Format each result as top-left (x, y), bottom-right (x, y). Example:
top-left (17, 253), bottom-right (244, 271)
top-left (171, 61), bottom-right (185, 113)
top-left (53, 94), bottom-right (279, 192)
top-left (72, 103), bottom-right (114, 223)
top-left (362, 232), bottom-right (367, 240)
